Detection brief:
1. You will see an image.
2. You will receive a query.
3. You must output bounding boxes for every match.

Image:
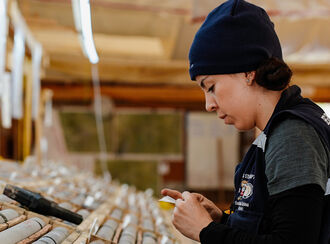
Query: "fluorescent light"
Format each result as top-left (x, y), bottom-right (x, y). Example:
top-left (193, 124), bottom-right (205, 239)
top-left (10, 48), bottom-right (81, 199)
top-left (72, 0), bottom-right (82, 33)
top-left (72, 0), bottom-right (87, 56)
top-left (78, 0), bottom-right (99, 64)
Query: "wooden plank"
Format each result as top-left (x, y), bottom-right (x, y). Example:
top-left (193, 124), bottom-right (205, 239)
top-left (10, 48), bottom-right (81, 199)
top-left (19, 0), bottom-right (191, 21)
top-left (44, 55), bottom-right (190, 84)
top-left (34, 92), bottom-right (42, 165)
top-left (22, 60), bottom-right (33, 159)
top-left (29, 26), bottom-right (168, 59)
top-left (13, 119), bottom-right (23, 161)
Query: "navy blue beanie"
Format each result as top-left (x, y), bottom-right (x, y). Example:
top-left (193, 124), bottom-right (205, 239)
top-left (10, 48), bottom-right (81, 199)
top-left (189, 0), bottom-right (283, 80)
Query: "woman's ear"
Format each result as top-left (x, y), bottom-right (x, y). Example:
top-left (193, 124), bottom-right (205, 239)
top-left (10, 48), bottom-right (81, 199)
top-left (245, 71), bottom-right (256, 85)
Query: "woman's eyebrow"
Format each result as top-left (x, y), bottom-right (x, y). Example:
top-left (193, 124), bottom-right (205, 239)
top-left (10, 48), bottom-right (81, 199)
top-left (199, 76), bottom-right (209, 88)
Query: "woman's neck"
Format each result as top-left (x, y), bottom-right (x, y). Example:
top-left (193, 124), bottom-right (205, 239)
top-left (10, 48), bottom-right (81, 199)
top-left (255, 90), bottom-right (282, 131)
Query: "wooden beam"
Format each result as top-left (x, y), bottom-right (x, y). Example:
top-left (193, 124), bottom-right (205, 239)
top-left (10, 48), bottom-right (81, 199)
top-left (299, 85), bottom-right (330, 103)
top-left (42, 82), bottom-right (330, 111)
top-left (23, 60), bottom-right (33, 159)
top-left (44, 55), bottom-right (190, 84)
top-left (18, 0), bottom-right (191, 19)
top-left (29, 25), bottom-right (168, 59)
top-left (42, 82), bottom-right (205, 110)
top-left (292, 66), bottom-right (330, 87)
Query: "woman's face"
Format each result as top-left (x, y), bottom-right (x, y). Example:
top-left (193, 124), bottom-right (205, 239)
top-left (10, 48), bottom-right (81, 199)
top-left (196, 73), bottom-right (257, 131)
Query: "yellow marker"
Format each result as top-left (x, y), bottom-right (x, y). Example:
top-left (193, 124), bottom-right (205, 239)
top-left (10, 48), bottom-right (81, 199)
top-left (159, 196), bottom-right (176, 210)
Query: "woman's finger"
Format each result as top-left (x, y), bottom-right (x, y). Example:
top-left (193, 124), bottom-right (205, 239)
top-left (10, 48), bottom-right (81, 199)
top-left (161, 188), bottom-right (183, 200)
top-left (182, 191), bottom-right (191, 201)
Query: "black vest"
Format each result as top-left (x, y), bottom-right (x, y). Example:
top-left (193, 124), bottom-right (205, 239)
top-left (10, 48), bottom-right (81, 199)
top-left (226, 85), bottom-right (330, 243)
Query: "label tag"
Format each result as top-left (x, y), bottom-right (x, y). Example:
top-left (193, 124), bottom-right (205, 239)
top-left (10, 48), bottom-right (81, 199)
top-left (159, 196), bottom-right (176, 204)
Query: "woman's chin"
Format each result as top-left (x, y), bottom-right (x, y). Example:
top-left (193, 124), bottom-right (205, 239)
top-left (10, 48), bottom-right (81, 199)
top-left (222, 117), bottom-right (254, 131)
top-left (233, 122), bottom-right (254, 131)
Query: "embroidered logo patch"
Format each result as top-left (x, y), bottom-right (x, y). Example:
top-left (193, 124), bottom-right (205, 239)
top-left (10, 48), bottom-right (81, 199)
top-left (238, 180), bottom-right (253, 200)
top-left (321, 113), bottom-right (330, 126)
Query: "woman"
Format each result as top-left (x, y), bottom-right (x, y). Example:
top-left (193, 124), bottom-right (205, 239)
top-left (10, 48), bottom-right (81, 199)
top-left (161, 0), bottom-right (330, 243)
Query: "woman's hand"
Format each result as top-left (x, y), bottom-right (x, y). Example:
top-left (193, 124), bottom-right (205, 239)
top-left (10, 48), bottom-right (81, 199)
top-left (172, 191), bottom-right (213, 241)
top-left (161, 188), bottom-right (223, 222)
top-left (191, 193), bottom-right (223, 222)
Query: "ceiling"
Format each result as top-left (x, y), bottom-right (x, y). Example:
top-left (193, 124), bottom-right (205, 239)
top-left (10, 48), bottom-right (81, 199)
top-left (16, 0), bottom-right (196, 84)
top-left (6, 0), bottom-right (330, 106)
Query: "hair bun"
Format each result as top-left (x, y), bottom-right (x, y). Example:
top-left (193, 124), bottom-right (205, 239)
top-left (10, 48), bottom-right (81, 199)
top-left (254, 58), bottom-right (292, 91)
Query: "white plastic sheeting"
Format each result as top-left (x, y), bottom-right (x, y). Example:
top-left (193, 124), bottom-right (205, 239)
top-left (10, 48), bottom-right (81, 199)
top-left (0, 0), bottom-right (8, 77)
top-left (32, 44), bottom-right (42, 120)
top-left (0, 0), bottom-right (10, 127)
top-left (11, 27), bottom-right (25, 119)
top-left (1, 73), bottom-right (11, 128)
top-left (10, 1), bottom-right (43, 121)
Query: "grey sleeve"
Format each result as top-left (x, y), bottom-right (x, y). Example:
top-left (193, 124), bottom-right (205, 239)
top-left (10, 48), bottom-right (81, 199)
top-left (265, 118), bottom-right (329, 196)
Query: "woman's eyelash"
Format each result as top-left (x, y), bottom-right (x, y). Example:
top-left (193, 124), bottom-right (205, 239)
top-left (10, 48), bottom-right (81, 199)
top-left (207, 85), bottom-right (214, 92)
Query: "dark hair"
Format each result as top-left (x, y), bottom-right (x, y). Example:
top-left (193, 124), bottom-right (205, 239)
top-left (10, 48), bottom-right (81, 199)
top-left (253, 57), bottom-right (292, 91)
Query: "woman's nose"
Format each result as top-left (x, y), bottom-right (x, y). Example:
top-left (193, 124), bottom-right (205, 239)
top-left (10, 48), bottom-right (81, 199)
top-left (205, 95), bottom-right (217, 112)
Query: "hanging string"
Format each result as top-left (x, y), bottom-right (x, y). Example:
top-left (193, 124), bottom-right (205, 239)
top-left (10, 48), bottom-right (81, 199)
top-left (91, 63), bottom-right (111, 183)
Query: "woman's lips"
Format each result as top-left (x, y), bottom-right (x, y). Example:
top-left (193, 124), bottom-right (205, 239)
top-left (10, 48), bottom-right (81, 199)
top-left (219, 114), bottom-right (227, 119)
